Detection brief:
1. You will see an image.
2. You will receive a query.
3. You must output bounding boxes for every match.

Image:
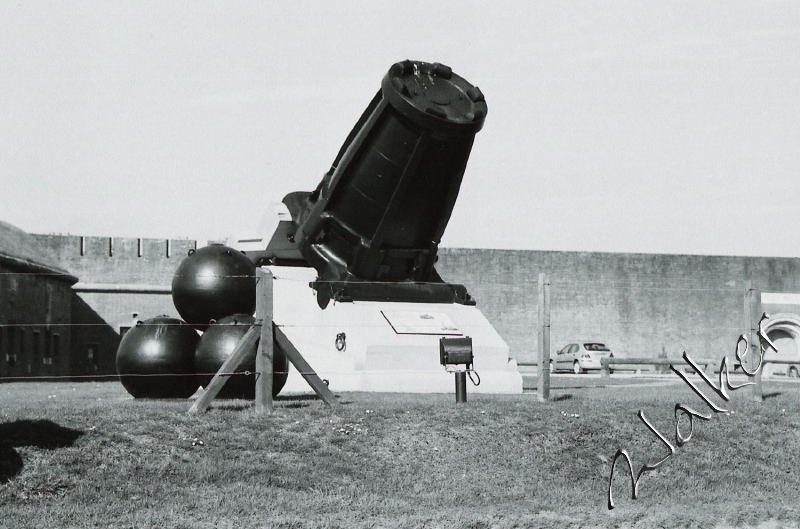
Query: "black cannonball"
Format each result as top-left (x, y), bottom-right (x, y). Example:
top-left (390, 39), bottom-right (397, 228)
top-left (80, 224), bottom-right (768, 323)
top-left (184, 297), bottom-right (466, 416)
top-left (115, 316), bottom-right (200, 398)
top-left (171, 244), bottom-right (256, 330)
top-left (194, 314), bottom-right (289, 399)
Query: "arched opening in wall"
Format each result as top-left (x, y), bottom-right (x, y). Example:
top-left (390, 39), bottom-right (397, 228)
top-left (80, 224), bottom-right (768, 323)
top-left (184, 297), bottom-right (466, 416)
top-left (762, 313), bottom-right (800, 378)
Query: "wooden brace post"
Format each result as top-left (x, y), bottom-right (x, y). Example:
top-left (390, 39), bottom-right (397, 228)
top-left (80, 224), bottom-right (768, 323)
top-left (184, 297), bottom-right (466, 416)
top-left (274, 326), bottom-right (338, 407)
top-left (189, 266), bottom-right (338, 414)
top-left (188, 325), bottom-right (261, 414)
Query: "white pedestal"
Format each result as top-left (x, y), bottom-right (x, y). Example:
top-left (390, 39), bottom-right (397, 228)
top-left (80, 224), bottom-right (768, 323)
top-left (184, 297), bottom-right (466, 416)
top-left (268, 266), bottom-right (523, 394)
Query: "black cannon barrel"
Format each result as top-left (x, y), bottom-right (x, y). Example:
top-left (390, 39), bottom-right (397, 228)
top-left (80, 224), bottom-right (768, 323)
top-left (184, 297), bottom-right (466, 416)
top-left (263, 60), bottom-right (487, 307)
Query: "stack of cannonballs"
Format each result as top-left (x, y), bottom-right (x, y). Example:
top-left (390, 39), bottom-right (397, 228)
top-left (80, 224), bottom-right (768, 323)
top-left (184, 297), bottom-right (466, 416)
top-left (115, 244), bottom-right (288, 399)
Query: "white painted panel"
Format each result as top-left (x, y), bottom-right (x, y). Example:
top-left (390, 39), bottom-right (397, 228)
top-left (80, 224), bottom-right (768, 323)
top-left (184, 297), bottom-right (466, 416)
top-left (381, 310), bottom-right (462, 335)
top-left (266, 265), bottom-right (523, 394)
top-left (762, 292), bottom-right (800, 305)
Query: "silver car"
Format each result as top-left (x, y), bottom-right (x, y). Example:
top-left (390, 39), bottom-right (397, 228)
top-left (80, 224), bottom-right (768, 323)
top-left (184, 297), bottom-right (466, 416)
top-left (552, 342), bottom-right (614, 374)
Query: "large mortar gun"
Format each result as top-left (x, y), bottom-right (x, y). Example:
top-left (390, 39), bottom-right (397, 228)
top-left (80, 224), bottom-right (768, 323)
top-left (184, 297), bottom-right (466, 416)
top-left (260, 60), bottom-right (488, 308)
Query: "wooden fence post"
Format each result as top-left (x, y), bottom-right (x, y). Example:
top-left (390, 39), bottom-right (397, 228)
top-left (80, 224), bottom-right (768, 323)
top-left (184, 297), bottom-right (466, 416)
top-left (255, 268), bottom-right (274, 414)
top-left (537, 273), bottom-right (551, 402)
top-left (746, 283), bottom-right (763, 402)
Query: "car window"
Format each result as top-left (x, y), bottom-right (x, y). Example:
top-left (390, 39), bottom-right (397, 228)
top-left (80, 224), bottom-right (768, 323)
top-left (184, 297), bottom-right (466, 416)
top-left (584, 343), bottom-right (609, 351)
top-left (569, 344), bottom-right (578, 354)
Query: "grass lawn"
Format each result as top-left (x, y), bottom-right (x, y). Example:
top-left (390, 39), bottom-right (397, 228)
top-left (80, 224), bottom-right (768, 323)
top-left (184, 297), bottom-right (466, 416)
top-left (1, 377), bottom-right (799, 528)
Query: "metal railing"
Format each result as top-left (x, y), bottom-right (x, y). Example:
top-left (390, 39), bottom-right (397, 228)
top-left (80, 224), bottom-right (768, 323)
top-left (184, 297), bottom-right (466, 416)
top-left (600, 357), bottom-right (715, 378)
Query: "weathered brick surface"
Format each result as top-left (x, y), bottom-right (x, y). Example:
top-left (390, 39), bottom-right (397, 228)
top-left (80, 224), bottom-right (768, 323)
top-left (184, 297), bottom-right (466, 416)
top-left (25, 234), bottom-right (196, 375)
top-left (26, 234), bottom-right (800, 369)
top-left (0, 262), bottom-right (72, 378)
top-left (31, 234), bottom-right (195, 286)
top-left (437, 248), bottom-right (800, 364)
top-left (30, 234), bottom-right (193, 330)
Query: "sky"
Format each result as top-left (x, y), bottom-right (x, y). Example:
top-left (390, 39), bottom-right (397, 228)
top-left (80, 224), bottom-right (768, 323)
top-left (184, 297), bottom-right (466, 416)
top-left (1, 1), bottom-right (798, 257)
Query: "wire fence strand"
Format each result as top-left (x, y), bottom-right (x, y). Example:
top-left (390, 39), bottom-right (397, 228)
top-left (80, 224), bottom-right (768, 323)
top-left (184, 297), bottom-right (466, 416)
top-left (0, 368), bottom-right (481, 383)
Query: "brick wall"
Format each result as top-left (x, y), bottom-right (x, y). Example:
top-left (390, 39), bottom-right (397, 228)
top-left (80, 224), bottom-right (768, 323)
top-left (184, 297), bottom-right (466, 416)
top-left (0, 262), bottom-right (73, 378)
top-left (437, 248), bottom-right (800, 364)
top-left (30, 234), bottom-right (198, 375)
top-left (31, 234), bottom-right (197, 326)
top-left (32, 234), bottom-right (195, 285)
top-left (28, 234), bottom-right (800, 369)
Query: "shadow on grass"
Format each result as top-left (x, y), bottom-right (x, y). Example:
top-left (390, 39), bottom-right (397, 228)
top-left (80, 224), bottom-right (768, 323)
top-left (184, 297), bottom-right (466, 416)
top-left (0, 420), bottom-right (83, 481)
top-left (274, 394), bottom-right (348, 406)
top-left (0, 446), bottom-right (22, 481)
top-left (211, 402), bottom-right (254, 411)
top-left (763, 392), bottom-right (782, 400)
top-left (551, 394), bottom-right (573, 402)
top-left (275, 394), bottom-right (321, 401)
top-left (205, 393), bottom-right (345, 410)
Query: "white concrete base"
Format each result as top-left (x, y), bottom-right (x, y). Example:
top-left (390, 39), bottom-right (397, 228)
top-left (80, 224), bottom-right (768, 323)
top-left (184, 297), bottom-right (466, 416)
top-left (268, 266), bottom-right (523, 394)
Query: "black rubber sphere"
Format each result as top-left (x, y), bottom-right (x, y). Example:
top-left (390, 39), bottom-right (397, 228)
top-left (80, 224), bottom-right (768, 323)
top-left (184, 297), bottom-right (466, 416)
top-left (171, 244), bottom-right (256, 329)
top-left (115, 316), bottom-right (201, 398)
top-left (194, 314), bottom-right (289, 399)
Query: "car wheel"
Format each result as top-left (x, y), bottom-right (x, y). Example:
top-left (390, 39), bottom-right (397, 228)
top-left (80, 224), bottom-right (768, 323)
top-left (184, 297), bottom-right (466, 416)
top-left (789, 366), bottom-right (799, 378)
top-left (573, 361), bottom-right (582, 375)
